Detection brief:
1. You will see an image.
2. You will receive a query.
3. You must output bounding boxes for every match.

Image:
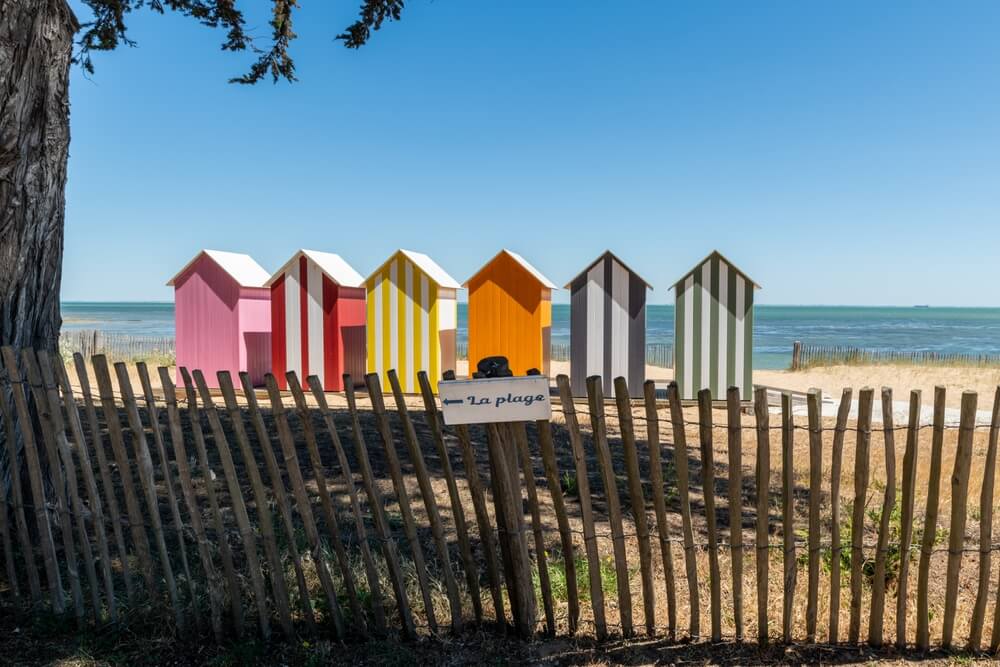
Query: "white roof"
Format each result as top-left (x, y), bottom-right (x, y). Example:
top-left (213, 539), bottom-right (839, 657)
top-left (265, 250), bottom-right (364, 288)
top-left (464, 249), bottom-right (557, 289)
top-left (366, 249), bottom-right (461, 289)
top-left (166, 249), bottom-right (270, 288)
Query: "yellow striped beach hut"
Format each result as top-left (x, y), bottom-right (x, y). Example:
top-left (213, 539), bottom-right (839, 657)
top-left (672, 250), bottom-right (760, 401)
top-left (365, 249), bottom-right (461, 393)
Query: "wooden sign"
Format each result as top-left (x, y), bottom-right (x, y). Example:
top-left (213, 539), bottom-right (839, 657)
top-left (439, 376), bottom-right (552, 425)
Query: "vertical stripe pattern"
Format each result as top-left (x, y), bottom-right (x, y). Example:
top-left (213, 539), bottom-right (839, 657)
top-left (674, 255), bottom-right (755, 400)
top-left (366, 253), bottom-right (455, 393)
top-left (568, 253), bottom-right (647, 397)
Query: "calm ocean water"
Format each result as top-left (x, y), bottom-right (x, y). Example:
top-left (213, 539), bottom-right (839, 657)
top-left (60, 302), bottom-right (1000, 370)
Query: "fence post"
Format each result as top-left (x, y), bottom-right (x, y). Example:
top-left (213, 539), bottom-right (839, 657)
top-left (828, 388), bottom-right (852, 643)
top-left (615, 376), bottom-right (655, 636)
top-left (512, 422), bottom-right (555, 636)
top-left (895, 390), bottom-right (921, 649)
top-left (780, 392), bottom-right (796, 644)
top-left (868, 388), bottom-right (897, 647)
top-left (942, 391), bottom-right (977, 648)
top-left (556, 374), bottom-right (607, 640)
top-left (725, 386), bottom-right (744, 642)
top-left (917, 387), bottom-right (946, 650)
top-left (848, 388), bottom-right (874, 643)
top-left (644, 380), bottom-right (678, 640)
top-left (587, 375), bottom-right (633, 637)
top-left (792, 341), bottom-right (802, 370)
top-left (968, 389), bottom-right (998, 651)
top-left (805, 390), bottom-right (822, 643)
top-left (753, 386), bottom-right (770, 645)
top-left (667, 381), bottom-right (700, 639)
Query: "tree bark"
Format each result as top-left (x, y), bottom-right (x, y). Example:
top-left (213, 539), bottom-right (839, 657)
top-left (1, 0), bottom-right (77, 352)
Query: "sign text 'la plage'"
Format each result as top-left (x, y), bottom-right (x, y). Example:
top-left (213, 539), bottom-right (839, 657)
top-left (438, 376), bottom-right (552, 425)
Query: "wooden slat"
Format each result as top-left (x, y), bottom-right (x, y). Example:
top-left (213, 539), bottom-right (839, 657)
top-left (1, 347), bottom-right (63, 612)
top-left (237, 372), bottom-right (317, 635)
top-left (22, 349), bottom-right (84, 621)
top-left (781, 392), bottom-right (795, 643)
top-left (586, 375), bottom-right (633, 637)
top-left (968, 388), bottom-right (998, 650)
top-left (828, 388), bottom-right (852, 643)
top-left (725, 386), bottom-right (744, 642)
top-left (644, 380), bottom-right (678, 640)
top-left (177, 368), bottom-right (244, 636)
top-left (941, 391), bottom-right (977, 648)
top-left (667, 381), bottom-right (699, 638)
top-left (512, 422), bottom-right (555, 635)
top-left (37, 351), bottom-right (102, 620)
top-left (262, 374), bottom-right (345, 638)
top-left (342, 377), bottom-right (415, 638)
top-left (306, 375), bottom-right (388, 634)
top-left (0, 364), bottom-right (20, 605)
top-left (91, 354), bottom-right (157, 600)
top-left (895, 390), bottom-right (921, 649)
top-left (284, 372), bottom-right (366, 635)
top-left (696, 389), bottom-right (721, 642)
top-left (135, 363), bottom-right (197, 625)
top-left (415, 371), bottom-right (483, 625)
top-left (556, 374), bottom-right (606, 639)
top-left (848, 388), bottom-right (874, 643)
top-left (117, 363), bottom-right (184, 629)
top-left (615, 377), bottom-right (655, 636)
top-left (156, 368), bottom-right (225, 641)
top-left (442, 369), bottom-right (505, 628)
top-left (805, 390), bottom-right (822, 643)
top-left (363, 372), bottom-right (438, 634)
top-left (484, 421), bottom-right (536, 639)
top-left (753, 386), bottom-right (769, 644)
top-left (215, 371), bottom-right (295, 639)
top-left (917, 386), bottom-right (946, 650)
top-left (73, 353), bottom-right (134, 604)
top-left (0, 354), bottom-right (42, 604)
top-left (868, 388), bottom-right (898, 647)
top-left (535, 412), bottom-right (580, 635)
top-left (385, 369), bottom-right (463, 631)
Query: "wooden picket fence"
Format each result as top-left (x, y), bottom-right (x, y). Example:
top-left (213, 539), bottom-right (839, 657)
top-left (2, 345), bottom-right (1000, 651)
top-left (59, 329), bottom-right (176, 364)
top-left (791, 340), bottom-right (1000, 370)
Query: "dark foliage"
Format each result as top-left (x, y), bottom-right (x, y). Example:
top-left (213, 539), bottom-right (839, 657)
top-left (74, 0), bottom-right (405, 83)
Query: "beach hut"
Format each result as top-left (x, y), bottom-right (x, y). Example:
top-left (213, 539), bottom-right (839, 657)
top-left (465, 249), bottom-right (557, 377)
top-left (566, 251), bottom-right (651, 398)
top-left (167, 249), bottom-right (271, 388)
top-left (267, 250), bottom-right (366, 392)
top-left (672, 250), bottom-right (759, 401)
top-left (366, 249), bottom-right (461, 393)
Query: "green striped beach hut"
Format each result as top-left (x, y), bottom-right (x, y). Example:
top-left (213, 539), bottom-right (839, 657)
top-left (672, 251), bottom-right (759, 401)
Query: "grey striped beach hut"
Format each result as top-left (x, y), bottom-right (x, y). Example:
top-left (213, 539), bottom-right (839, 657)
top-left (567, 251), bottom-right (652, 398)
top-left (672, 250), bottom-right (759, 401)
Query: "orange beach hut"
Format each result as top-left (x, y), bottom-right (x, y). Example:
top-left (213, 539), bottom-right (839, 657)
top-left (465, 249), bottom-right (557, 376)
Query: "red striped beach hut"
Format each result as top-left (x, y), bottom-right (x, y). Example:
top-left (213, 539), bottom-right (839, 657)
top-left (168, 249), bottom-right (272, 388)
top-left (267, 249), bottom-right (366, 391)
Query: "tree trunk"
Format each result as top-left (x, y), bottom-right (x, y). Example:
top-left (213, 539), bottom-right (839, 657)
top-left (1, 0), bottom-right (77, 352)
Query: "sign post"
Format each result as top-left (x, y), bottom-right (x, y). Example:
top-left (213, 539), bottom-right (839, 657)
top-left (440, 373), bottom-right (548, 637)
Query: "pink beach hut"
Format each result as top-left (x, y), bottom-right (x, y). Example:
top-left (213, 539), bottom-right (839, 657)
top-left (167, 249), bottom-right (272, 388)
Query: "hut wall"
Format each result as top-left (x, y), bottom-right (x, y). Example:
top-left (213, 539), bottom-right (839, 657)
top-left (173, 254), bottom-right (241, 388)
top-left (467, 252), bottom-right (551, 376)
top-left (674, 255), bottom-right (754, 400)
top-left (569, 256), bottom-right (646, 397)
top-left (367, 256), bottom-right (456, 393)
top-left (271, 256), bottom-right (365, 391)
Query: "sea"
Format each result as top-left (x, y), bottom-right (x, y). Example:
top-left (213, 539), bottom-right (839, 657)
top-left (60, 303), bottom-right (1000, 371)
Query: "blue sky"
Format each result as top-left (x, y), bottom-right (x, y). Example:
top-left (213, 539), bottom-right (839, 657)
top-left (64, 1), bottom-right (1000, 305)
